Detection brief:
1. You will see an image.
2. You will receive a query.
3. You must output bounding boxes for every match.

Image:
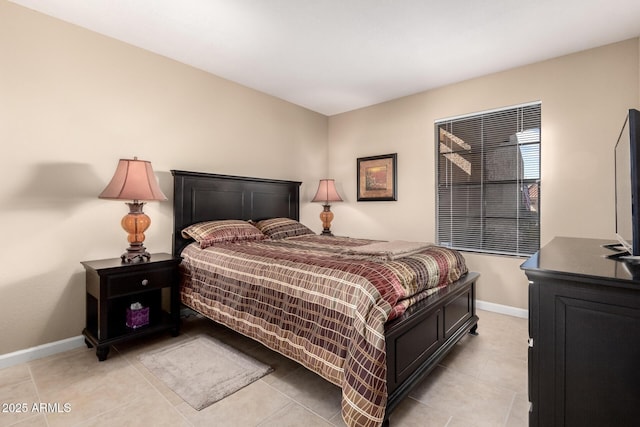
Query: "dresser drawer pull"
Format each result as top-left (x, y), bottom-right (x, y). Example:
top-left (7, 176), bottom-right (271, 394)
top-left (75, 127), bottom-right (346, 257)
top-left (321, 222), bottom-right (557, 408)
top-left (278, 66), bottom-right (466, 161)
top-left (141, 279), bottom-right (149, 286)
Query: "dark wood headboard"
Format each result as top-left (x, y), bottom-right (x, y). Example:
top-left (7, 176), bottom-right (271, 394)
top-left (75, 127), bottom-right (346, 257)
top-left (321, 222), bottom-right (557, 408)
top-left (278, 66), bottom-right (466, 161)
top-left (171, 170), bottom-right (302, 255)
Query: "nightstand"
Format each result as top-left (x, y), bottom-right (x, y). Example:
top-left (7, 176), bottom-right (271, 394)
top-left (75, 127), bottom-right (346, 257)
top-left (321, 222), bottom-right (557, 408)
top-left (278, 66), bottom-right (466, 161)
top-left (81, 253), bottom-right (181, 361)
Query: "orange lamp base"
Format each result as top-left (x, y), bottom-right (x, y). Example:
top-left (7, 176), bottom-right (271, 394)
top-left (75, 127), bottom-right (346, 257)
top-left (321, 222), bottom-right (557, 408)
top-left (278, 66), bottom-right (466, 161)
top-left (319, 204), bottom-right (335, 236)
top-left (120, 202), bottom-right (151, 263)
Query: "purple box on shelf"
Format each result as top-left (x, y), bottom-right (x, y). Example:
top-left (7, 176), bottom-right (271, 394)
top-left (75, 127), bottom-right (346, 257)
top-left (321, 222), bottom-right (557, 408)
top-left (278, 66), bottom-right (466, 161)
top-left (126, 306), bottom-right (149, 329)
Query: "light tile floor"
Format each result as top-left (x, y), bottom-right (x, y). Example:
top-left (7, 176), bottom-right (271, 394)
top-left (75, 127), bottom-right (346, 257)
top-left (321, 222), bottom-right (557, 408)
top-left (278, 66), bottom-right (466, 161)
top-left (0, 309), bottom-right (528, 427)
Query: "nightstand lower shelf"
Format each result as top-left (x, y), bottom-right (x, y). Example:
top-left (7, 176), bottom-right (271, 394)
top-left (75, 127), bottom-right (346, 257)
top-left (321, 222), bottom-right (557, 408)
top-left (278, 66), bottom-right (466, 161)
top-left (82, 311), bottom-right (179, 360)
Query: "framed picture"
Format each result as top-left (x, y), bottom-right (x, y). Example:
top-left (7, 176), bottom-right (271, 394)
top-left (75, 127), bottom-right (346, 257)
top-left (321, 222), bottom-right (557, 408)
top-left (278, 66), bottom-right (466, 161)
top-left (357, 153), bottom-right (397, 201)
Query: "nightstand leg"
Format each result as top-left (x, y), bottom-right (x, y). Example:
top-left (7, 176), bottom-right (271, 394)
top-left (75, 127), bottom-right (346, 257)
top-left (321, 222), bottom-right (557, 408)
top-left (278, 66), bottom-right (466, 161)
top-left (96, 346), bottom-right (110, 361)
top-left (84, 338), bottom-right (94, 349)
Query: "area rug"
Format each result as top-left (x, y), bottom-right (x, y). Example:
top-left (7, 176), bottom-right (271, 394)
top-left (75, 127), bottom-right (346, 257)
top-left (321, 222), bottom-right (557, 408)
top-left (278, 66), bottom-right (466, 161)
top-left (139, 335), bottom-right (273, 410)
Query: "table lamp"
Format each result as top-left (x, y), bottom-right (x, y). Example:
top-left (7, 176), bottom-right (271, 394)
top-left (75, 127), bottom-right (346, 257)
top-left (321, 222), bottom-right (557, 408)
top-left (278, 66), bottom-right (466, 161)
top-left (311, 179), bottom-right (343, 236)
top-left (99, 157), bottom-right (167, 262)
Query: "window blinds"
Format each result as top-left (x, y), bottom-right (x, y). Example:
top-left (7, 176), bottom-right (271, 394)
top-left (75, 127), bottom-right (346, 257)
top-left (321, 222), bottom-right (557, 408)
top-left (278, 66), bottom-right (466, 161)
top-left (436, 102), bottom-right (541, 256)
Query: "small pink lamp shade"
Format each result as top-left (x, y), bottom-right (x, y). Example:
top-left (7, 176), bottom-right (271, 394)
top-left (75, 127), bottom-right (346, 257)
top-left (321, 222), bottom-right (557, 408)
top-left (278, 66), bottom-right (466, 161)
top-left (311, 179), bottom-right (343, 204)
top-left (99, 157), bottom-right (167, 201)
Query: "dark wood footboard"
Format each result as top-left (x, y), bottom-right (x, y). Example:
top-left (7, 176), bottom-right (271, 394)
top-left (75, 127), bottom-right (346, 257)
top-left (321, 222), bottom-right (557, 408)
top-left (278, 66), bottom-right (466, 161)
top-left (384, 272), bottom-right (479, 423)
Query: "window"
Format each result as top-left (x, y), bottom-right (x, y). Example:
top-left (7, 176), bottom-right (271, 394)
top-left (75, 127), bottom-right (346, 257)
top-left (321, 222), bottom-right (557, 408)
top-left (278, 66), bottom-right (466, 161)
top-left (436, 102), bottom-right (540, 256)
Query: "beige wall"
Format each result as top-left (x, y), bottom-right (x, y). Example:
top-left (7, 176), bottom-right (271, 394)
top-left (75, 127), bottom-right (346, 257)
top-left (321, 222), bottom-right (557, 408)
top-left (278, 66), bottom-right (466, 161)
top-left (2, 0), bottom-right (639, 356)
top-left (328, 38), bottom-right (640, 310)
top-left (0, 1), bottom-right (327, 355)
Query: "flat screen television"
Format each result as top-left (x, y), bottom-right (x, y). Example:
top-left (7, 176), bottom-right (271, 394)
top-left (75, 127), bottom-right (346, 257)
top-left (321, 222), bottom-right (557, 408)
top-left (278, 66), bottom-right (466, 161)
top-left (613, 108), bottom-right (640, 257)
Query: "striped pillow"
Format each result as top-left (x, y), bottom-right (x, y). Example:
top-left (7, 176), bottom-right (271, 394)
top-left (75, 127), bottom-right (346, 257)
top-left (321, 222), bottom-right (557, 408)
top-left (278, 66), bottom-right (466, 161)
top-left (255, 218), bottom-right (315, 240)
top-left (181, 220), bottom-right (265, 249)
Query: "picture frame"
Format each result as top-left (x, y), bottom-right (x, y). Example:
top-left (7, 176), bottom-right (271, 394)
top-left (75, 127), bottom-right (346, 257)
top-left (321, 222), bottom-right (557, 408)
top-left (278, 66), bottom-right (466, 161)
top-left (357, 153), bottom-right (397, 201)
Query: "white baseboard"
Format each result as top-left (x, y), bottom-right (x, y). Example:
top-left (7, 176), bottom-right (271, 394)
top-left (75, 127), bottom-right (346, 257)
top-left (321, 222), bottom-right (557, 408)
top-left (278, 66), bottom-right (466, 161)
top-left (0, 335), bottom-right (85, 370)
top-left (477, 299), bottom-right (528, 319)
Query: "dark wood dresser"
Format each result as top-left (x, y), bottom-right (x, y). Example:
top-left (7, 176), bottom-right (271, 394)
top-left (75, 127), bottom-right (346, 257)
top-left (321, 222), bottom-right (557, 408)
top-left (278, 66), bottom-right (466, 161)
top-left (521, 237), bottom-right (640, 427)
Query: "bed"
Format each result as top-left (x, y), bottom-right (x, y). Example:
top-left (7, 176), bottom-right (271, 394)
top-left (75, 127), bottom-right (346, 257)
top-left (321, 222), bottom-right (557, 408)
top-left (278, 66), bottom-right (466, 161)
top-left (171, 170), bottom-right (479, 427)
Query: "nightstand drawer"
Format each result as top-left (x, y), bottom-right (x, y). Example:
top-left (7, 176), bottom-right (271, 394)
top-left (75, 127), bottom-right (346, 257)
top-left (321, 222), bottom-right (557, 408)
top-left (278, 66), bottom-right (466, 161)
top-left (107, 267), bottom-right (174, 298)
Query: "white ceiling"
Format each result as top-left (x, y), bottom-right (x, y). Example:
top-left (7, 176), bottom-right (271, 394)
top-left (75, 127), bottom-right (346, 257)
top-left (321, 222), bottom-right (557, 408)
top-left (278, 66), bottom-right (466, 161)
top-left (9, 0), bottom-right (640, 116)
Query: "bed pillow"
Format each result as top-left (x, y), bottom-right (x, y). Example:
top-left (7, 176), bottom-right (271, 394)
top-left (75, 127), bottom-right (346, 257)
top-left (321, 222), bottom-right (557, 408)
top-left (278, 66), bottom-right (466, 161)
top-left (254, 217), bottom-right (315, 239)
top-left (181, 220), bottom-right (265, 248)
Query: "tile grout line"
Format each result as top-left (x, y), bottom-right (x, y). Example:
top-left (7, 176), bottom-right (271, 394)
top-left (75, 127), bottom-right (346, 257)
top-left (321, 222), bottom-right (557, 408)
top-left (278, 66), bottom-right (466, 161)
top-left (502, 392), bottom-right (519, 427)
top-left (260, 377), bottom-right (341, 426)
top-left (25, 364), bottom-right (48, 427)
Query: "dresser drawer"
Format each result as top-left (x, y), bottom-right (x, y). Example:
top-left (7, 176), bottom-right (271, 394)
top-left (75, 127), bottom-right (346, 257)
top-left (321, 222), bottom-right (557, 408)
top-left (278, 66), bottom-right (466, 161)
top-left (107, 267), bottom-right (174, 298)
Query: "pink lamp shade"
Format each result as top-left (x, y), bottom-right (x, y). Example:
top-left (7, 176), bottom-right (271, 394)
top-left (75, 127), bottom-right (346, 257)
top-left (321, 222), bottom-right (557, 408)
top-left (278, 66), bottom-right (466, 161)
top-left (311, 179), bottom-right (342, 236)
top-left (99, 157), bottom-right (167, 201)
top-left (99, 157), bottom-right (166, 263)
top-left (311, 179), bottom-right (343, 204)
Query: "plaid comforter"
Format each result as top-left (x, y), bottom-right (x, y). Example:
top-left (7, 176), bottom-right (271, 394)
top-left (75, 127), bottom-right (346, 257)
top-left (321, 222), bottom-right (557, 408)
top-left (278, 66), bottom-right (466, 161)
top-left (179, 235), bottom-right (467, 427)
